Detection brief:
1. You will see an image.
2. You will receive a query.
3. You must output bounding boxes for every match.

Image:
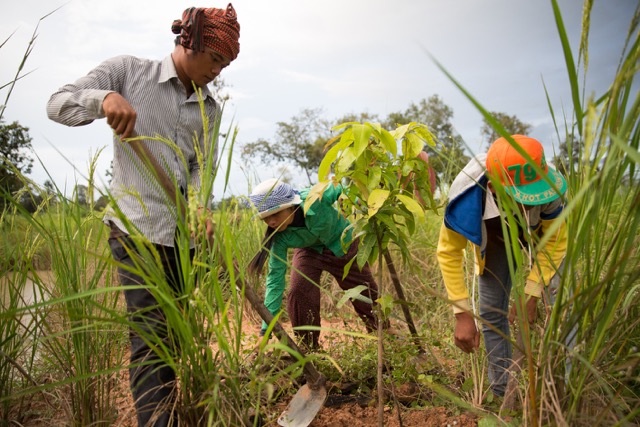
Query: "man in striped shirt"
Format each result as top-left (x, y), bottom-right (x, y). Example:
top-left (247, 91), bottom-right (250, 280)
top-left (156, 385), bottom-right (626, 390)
top-left (47, 5), bottom-right (240, 426)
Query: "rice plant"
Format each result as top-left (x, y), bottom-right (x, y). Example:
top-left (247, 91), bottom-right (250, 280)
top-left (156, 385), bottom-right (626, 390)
top-left (537, 1), bottom-right (640, 424)
top-left (430, 0), bottom-right (640, 424)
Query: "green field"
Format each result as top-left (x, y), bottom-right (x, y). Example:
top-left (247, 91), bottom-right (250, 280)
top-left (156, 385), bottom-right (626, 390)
top-left (1, 0), bottom-right (638, 425)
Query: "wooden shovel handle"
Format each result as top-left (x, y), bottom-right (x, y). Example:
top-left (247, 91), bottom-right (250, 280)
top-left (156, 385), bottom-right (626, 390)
top-left (126, 133), bottom-right (187, 218)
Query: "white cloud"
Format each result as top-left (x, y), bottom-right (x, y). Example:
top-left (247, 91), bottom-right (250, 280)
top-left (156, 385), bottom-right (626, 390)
top-left (1, 0), bottom-right (634, 193)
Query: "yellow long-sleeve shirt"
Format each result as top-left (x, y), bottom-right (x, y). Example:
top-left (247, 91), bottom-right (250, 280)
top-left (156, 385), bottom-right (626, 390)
top-left (437, 218), bottom-right (567, 313)
top-left (436, 154), bottom-right (567, 314)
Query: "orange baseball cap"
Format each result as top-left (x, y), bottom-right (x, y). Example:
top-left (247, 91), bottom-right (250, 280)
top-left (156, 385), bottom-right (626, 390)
top-left (486, 135), bottom-right (566, 205)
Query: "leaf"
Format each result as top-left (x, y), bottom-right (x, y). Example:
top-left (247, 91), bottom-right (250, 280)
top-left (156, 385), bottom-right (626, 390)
top-left (461, 376), bottom-right (474, 393)
top-left (405, 211), bottom-right (416, 235)
top-left (318, 134), bottom-right (352, 181)
top-left (478, 416), bottom-right (499, 427)
top-left (367, 188), bottom-right (390, 217)
top-left (342, 255), bottom-right (357, 280)
top-left (376, 294), bottom-right (395, 318)
top-left (351, 169), bottom-right (368, 187)
top-left (393, 209), bottom-right (416, 235)
top-left (352, 123), bottom-right (373, 158)
top-left (336, 285), bottom-right (372, 308)
top-left (403, 132), bottom-right (424, 159)
top-left (357, 233), bottom-right (377, 269)
top-left (367, 122), bottom-right (382, 132)
top-left (379, 128), bottom-right (398, 158)
top-left (322, 133), bottom-right (340, 152)
top-left (391, 123), bottom-right (411, 140)
top-left (395, 194), bottom-right (425, 219)
top-left (377, 213), bottom-right (400, 237)
top-left (611, 133), bottom-right (640, 164)
top-left (413, 124), bottom-right (436, 147)
top-left (367, 244), bottom-right (380, 266)
top-left (401, 160), bottom-right (415, 176)
top-left (304, 181), bottom-right (329, 214)
top-left (336, 146), bottom-right (358, 174)
top-left (331, 121), bottom-right (358, 132)
top-left (366, 166), bottom-right (382, 192)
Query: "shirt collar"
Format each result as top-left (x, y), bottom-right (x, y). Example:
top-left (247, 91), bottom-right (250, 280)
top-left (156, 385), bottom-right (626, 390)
top-left (483, 191), bottom-right (500, 220)
top-left (159, 55), bottom-right (215, 100)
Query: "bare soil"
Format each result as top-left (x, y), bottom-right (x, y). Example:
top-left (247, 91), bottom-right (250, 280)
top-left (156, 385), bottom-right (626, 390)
top-left (106, 315), bottom-right (480, 427)
top-left (309, 404), bottom-right (477, 427)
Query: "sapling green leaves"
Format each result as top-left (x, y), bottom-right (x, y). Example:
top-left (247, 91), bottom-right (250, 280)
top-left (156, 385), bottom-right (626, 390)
top-left (312, 120), bottom-right (438, 268)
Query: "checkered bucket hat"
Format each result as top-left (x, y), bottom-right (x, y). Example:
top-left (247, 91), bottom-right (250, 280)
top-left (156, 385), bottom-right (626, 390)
top-left (248, 178), bottom-right (302, 219)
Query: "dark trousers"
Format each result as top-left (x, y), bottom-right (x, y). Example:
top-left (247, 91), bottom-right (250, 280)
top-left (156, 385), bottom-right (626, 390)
top-left (287, 240), bottom-right (380, 348)
top-left (109, 230), bottom-right (193, 427)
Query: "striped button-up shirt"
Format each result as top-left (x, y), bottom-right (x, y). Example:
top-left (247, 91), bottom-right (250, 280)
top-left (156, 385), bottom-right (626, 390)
top-left (47, 54), bottom-right (219, 246)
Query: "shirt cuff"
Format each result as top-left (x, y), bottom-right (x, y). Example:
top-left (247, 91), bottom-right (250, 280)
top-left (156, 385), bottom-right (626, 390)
top-left (524, 279), bottom-right (543, 298)
top-left (93, 90), bottom-right (117, 118)
top-left (451, 298), bottom-right (471, 314)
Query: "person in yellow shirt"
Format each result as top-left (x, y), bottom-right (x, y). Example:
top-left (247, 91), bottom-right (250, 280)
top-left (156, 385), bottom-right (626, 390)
top-left (436, 135), bottom-right (567, 397)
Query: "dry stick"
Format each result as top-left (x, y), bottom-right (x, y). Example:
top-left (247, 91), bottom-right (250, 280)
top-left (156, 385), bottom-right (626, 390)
top-left (0, 350), bottom-right (56, 411)
top-left (501, 327), bottom-right (525, 414)
top-left (524, 322), bottom-right (538, 426)
top-left (382, 249), bottom-right (424, 354)
top-left (377, 307), bottom-right (385, 427)
top-left (376, 247), bottom-right (385, 427)
top-left (1, 350), bottom-right (39, 387)
top-left (386, 361), bottom-right (405, 427)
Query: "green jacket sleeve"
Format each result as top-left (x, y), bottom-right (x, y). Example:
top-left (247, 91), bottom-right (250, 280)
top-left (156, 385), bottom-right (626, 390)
top-left (307, 184), bottom-right (350, 256)
top-left (320, 183), bottom-right (343, 204)
top-left (262, 236), bottom-right (289, 329)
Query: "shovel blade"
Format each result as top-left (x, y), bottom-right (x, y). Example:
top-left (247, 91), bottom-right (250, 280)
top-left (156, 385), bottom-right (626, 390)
top-left (277, 384), bottom-right (327, 427)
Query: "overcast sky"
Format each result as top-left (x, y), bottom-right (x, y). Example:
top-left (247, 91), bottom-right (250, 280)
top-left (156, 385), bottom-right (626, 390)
top-left (0, 0), bottom-right (635, 197)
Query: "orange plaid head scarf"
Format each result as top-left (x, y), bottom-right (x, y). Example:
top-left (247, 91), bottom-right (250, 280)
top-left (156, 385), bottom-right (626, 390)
top-left (171, 3), bottom-right (240, 61)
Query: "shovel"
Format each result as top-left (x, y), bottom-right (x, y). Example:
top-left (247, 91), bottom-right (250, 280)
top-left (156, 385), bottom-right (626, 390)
top-left (241, 281), bottom-right (327, 427)
top-left (126, 133), bottom-right (327, 426)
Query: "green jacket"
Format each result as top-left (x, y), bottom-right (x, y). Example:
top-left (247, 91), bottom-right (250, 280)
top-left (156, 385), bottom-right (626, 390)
top-left (263, 184), bottom-right (351, 322)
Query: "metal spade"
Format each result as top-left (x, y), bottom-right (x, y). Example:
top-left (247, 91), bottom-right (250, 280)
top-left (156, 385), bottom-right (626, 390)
top-left (241, 282), bottom-right (327, 427)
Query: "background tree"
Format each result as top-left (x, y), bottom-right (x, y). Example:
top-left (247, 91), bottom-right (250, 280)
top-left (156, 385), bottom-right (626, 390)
top-left (480, 111), bottom-right (532, 148)
top-left (211, 77), bottom-right (232, 106)
top-left (42, 179), bottom-right (58, 206)
top-left (17, 183), bottom-right (44, 214)
top-left (241, 108), bottom-right (330, 185)
top-left (551, 134), bottom-right (581, 176)
top-left (333, 111), bottom-right (380, 126)
top-left (383, 95), bottom-right (469, 186)
top-left (73, 184), bottom-right (89, 208)
top-left (0, 120), bottom-right (33, 209)
top-left (94, 195), bottom-right (109, 211)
